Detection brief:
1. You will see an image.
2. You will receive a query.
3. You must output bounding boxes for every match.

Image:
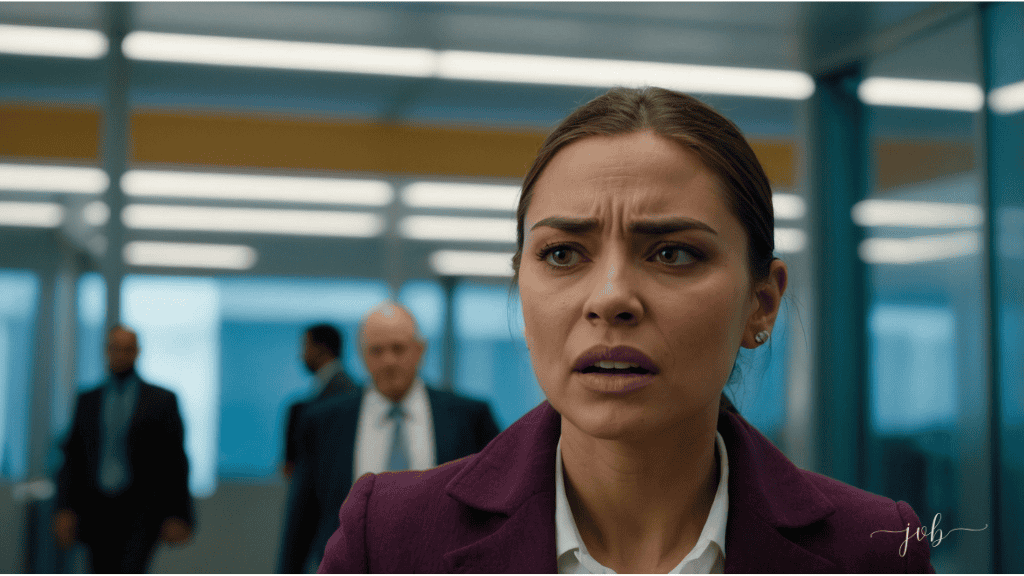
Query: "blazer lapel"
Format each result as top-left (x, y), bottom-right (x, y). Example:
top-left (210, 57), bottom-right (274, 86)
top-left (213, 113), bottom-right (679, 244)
top-left (427, 388), bottom-right (458, 464)
top-left (441, 401), bottom-right (561, 574)
top-left (719, 411), bottom-right (839, 573)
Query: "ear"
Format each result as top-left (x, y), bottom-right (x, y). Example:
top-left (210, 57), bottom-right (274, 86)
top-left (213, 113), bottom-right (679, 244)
top-left (741, 259), bottom-right (788, 349)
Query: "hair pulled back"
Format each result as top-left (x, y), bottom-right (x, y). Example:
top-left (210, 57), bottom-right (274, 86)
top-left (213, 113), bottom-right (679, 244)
top-left (511, 87), bottom-right (776, 288)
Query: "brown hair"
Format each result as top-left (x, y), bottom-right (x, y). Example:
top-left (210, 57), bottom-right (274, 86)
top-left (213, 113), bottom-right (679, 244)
top-left (511, 86), bottom-right (776, 287)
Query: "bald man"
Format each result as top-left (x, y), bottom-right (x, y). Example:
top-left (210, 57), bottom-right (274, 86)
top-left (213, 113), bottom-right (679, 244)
top-left (279, 302), bottom-right (500, 573)
top-left (54, 326), bottom-right (194, 573)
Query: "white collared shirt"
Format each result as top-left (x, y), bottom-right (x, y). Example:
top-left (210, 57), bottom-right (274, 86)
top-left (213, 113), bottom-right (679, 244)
top-left (353, 378), bottom-right (436, 478)
top-left (555, 432), bottom-right (729, 574)
top-left (312, 359), bottom-right (343, 396)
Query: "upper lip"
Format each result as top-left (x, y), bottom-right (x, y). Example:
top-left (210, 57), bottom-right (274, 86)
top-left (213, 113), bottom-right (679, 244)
top-left (572, 345), bottom-right (660, 374)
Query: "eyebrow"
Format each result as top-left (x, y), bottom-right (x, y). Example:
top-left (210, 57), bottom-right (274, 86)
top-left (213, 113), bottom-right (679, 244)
top-left (530, 216), bottom-right (717, 236)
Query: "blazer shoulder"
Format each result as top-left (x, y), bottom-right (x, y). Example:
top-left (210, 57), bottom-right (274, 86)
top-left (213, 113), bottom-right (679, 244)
top-left (794, 469), bottom-right (934, 572)
top-left (339, 456), bottom-right (480, 572)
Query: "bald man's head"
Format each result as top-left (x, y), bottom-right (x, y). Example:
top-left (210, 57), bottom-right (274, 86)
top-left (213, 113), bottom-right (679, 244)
top-left (359, 302), bottom-right (424, 403)
top-left (106, 325), bottom-right (139, 377)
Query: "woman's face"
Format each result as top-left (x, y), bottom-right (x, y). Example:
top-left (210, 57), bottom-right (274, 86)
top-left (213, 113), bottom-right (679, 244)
top-left (519, 130), bottom-right (765, 440)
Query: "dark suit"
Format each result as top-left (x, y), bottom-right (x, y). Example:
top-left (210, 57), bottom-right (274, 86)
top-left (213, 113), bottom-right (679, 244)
top-left (284, 369), bottom-right (357, 469)
top-left (318, 401), bottom-right (935, 573)
top-left (56, 377), bottom-right (194, 573)
top-left (278, 386), bottom-right (499, 573)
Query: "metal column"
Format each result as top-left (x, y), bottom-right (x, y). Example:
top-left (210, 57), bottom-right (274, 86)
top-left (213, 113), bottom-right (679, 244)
top-left (805, 66), bottom-right (870, 488)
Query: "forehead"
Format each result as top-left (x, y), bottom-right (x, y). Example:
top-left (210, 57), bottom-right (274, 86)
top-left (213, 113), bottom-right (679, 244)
top-left (527, 131), bottom-right (730, 224)
top-left (360, 311), bottom-right (417, 345)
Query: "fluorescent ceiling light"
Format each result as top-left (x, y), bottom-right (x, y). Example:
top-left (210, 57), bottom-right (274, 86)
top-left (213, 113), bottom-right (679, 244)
top-left (990, 80), bottom-right (1024, 115)
top-left (436, 51), bottom-right (815, 100)
top-left (124, 241), bottom-right (258, 270)
top-left (122, 205), bottom-right (383, 237)
top-left (0, 163), bottom-right (108, 194)
top-left (859, 231), bottom-right (979, 264)
top-left (430, 250), bottom-right (515, 277)
top-left (0, 201), bottom-right (64, 227)
top-left (123, 31), bottom-right (436, 76)
top-left (399, 215), bottom-right (516, 243)
top-left (774, 227), bottom-right (806, 254)
top-left (119, 30), bottom-right (813, 100)
top-left (402, 182), bottom-right (520, 211)
top-left (773, 193), bottom-right (805, 220)
top-left (0, 24), bottom-right (107, 59)
top-left (858, 77), bottom-right (983, 111)
top-left (122, 170), bottom-right (393, 206)
top-left (852, 200), bottom-right (982, 228)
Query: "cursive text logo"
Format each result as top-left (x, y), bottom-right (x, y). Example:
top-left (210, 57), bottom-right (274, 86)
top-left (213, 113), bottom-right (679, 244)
top-left (871, 513), bottom-right (988, 557)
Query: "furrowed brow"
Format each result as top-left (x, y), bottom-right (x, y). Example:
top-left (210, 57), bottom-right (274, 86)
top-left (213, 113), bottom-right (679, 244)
top-left (629, 218), bottom-right (718, 236)
top-left (530, 217), bottom-right (599, 234)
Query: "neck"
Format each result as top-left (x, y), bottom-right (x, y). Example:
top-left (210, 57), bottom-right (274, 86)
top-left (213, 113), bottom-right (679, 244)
top-left (559, 413), bottom-right (719, 573)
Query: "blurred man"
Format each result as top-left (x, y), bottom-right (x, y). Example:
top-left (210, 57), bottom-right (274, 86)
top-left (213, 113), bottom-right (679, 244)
top-left (283, 324), bottom-right (357, 478)
top-left (278, 302), bottom-right (500, 573)
top-left (54, 325), bottom-right (194, 573)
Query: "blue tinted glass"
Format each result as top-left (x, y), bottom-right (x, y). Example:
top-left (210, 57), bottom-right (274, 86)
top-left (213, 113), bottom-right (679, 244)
top-left (0, 270), bottom-right (39, 481)
top-left (454, 282), bottom-right (540, 430)
top-left (122, 275), bottom-right (221, 498)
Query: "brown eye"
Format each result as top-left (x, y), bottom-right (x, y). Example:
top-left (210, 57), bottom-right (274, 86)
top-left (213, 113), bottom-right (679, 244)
top-left (653, 246), bottom-right (696, 266)
top-left (546, 247), bottom-right (580, 267)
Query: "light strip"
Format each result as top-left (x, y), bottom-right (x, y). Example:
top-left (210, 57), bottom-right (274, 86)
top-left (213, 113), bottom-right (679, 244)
top-left (429, 250), bottom-right (515, 277)
top-left (858, 77), bottom-right (983, 112)
top-left (122, 170), bottom-right (394, 206)
top-left (859, 231), bottom-right (979, 264)
top-left (0, 24), bottom-right (108, 59)
top-left (402, 182), bottom-right (520, 211)
top-left (0, 164), bottom-right (108, 194)
top-left (436, 51), bottom-right (815, 100)
top-left (123, 31), bottom-right (436, 76)
top-left (119, 31), bottom-right (813, 100)
top-left (124, 241), bottom-right (258, 270)
top-left (399, 215), bottom-right (516, 243)
top-left (990, 80), bottom-right (1024, 115)
top-left (774, 228), bottom-right (806, 254)
top-left (0, 201), bottom-right (64, 227)
top-left (122, 205), bottom-right (384, 237)
top-left (852, 200), bottom-right (982, 228)
top-left (772, 193), bottom-right (805, 220)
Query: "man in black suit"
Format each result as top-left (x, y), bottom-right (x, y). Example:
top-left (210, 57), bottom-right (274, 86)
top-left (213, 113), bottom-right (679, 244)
top-left (283, 324), bottom-right (357, 478)
top-left (278, 302), bottom-right (500, 573)
top-left (53, 325), bottom-right (194, 573)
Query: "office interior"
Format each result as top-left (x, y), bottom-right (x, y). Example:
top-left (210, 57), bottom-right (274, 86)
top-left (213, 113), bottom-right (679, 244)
top-left (0, 2), bottom-right (1022, 573)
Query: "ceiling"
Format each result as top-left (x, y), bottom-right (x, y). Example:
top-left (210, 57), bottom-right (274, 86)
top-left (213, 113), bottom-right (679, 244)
top-left (0, 2), bottom-right (985, 293)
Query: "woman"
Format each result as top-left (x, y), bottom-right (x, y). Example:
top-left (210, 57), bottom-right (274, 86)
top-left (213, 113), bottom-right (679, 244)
top-left (318, 87), bottom-right (934, 573)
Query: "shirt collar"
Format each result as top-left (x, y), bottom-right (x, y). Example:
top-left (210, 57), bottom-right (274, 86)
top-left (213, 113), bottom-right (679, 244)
top-left (313, 359), bottom-right (342, 390)
top-left (365, 377), bottom-right (425, 418)
top-left (555, 431), bottom-right (730, 571)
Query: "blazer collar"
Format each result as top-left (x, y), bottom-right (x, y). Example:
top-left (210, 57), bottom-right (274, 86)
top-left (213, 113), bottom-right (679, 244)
top-left (441, 402), bottom-right (840, 573)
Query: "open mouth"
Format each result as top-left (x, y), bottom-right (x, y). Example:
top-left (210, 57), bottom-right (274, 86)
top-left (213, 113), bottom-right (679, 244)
top-left (579, 361), bottom-right (652, 375)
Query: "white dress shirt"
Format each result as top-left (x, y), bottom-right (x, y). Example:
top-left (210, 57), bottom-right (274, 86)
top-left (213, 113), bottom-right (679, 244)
top-left (353, 378), bottom-right (436, 479)
top-left (555, 432), bottom-right (730, 574)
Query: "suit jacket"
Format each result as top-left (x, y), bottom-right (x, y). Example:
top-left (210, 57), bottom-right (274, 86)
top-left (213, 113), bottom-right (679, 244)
top-left (279, 386), bottom-right (500, 573)
top-left (284, 369), bottom-right (357, 467)
top-left (56, 377), bottom-right (195, 542)
top-left (318, 401), bottom-right (935, 573)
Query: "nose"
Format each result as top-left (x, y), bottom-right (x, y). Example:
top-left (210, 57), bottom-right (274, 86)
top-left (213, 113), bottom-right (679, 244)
top-left (582, 250), bottom-right (644, 327)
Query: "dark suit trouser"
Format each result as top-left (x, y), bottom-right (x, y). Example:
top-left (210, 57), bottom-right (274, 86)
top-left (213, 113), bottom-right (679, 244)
top-left (83, 491), bottom-right (161, 574)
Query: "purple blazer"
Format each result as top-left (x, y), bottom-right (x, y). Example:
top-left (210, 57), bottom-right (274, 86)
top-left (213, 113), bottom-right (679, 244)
top-left (319, 401), bottom-right (934, 573)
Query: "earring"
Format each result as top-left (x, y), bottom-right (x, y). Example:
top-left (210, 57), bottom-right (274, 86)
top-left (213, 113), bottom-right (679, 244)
top-left (754, 330), bottom-right (770, 344)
